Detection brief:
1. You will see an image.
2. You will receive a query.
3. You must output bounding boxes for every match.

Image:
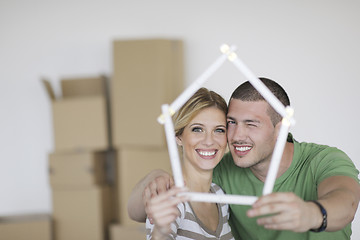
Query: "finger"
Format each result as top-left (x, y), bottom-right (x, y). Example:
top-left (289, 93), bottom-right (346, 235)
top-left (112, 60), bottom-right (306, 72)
top-left (249, 193), bottom-right (299, 217)
top-left (252, 203), bottom-right (307, 231)
top-left (168, 176), bottom-right (175, 189)
top-left (143, 187), bottom-right (152, 204)
top-left (144, 179), bottom-right (171, 216)
top-left (259, 214), bottom-right (304, 232)
top-left (143, 187), bottom-right (153, 222)
top-left (148, 180), bottom-right (160, 197)
top-left (147, 186), bottom-right (188, 225)
top-left (155, 176), bottom-right (173, 194)
top-left (253, 192), bottom-right (297, 207)
top-left (147, 187), bottom-right (187, 224)
top-left (148, 196), bottom-right (182, 226)
top-left (262, 220), bottom-right (297, 231)
top-left (143, 185), bottom-right (159, 223)
top-left (152, 204), bottom-right (181, 222)
top-left (256, 209), bottom-right (294, 226)
top-left (248, 200), bottom-right (292, 218)
top-left (150, 187), bottom-right (188, 206)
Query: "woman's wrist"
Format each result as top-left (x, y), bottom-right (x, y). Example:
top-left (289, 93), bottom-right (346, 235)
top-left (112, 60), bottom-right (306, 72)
top-left (153, 225), bottom-right (170, 240)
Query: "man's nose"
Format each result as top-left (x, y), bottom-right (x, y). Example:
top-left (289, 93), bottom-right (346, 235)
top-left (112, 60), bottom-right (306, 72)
top-left (232, 125), bottom-right (248, 141)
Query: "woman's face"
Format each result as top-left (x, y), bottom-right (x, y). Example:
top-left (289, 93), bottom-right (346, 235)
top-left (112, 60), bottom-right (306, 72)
top-left (177, 107), bottom-right (227, 172)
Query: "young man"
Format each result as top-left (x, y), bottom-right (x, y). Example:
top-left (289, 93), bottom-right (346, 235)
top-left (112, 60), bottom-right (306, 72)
top-left (128, 78), bottom-right (360, 240)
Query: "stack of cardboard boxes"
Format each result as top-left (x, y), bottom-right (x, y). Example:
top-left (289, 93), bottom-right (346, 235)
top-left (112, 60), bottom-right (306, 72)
top-left (0, 214), bottom-right (52, 240)
top-left (43, 75), bottom-right (115, 240)
top-left (109, 39), bottom-right (184, 238)
top-left (0, 38), bottom-right (184, 240)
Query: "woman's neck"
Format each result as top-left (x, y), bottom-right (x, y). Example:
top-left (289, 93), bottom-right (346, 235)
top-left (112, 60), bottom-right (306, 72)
top-left (182, 165), bottom-right (213, 193)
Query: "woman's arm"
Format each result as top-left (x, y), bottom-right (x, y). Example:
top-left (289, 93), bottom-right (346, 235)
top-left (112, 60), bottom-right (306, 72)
top-left (147, 187), bottom-right (188, 240)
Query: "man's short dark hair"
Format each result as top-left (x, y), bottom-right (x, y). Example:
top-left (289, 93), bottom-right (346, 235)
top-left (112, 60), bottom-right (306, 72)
top-left (230, 77), bottom-right (290, 125)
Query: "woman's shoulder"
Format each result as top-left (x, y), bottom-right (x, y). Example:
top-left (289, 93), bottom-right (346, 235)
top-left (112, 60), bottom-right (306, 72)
top-left (210, 182), bottom-right (225, 195)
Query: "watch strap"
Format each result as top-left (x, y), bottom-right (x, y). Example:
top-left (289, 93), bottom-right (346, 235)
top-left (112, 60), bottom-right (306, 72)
top-left (309, 200), bottom-right (327, 232)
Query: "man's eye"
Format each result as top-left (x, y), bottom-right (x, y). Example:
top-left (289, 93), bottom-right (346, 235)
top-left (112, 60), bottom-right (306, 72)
top-left (227, 120), bottom-right (235, 125)
top-left (192, 127), bottom-right (202, 132)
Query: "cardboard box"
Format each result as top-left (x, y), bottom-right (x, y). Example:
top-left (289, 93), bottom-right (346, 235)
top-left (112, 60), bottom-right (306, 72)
top-left (0, 214), bottom-right (52, 240)
top-left (42, 76), bottom-right (111, 152)
top-left (52, 186), bottom-right (113, 240)
top-left (112, 39), bottom-right (184, 148)
top-left (109, 224), bottom-right (146, 240)
top-left (114, 147), bottom-right (172, 225)
top-left (49, 151), bottom-right (111, 189)
top-left (61, 76), bottom-right (108, 98)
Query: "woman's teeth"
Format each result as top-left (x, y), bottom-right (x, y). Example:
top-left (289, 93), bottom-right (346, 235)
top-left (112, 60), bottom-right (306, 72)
top-left (198, 151), bottom-right (216, 156)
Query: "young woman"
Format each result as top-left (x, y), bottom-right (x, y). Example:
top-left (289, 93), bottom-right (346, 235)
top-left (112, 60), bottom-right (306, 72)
top-left (146, 88), bottom-right (234, 240)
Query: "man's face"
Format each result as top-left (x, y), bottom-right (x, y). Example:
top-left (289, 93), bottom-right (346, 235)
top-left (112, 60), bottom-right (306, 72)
top-left (226, 99), bottom-right (279, 170)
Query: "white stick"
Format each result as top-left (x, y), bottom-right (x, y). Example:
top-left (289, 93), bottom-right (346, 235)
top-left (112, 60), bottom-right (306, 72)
top-left (184, 192), bottom-right (258, 205)
top-left (262, 119), bottom-right (291, 195)
top-left (159, 44), bottom-right (297, 204)
top-left (231, 57), bottom-right (287, 118)
top-left (162, 104), bottom-right (184, 187)
top-left (157, 46), bottom-right (236, 124)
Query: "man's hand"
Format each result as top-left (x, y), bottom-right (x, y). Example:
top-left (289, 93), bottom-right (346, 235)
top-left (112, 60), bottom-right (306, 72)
top-left (247, 192), bottom-right (322, 232)
top-left (247, 176), bottom-right (360, 233)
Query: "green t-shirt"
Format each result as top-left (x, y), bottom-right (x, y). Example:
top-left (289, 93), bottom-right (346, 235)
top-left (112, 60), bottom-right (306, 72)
top-left (213, 134), bottom-right (359, 240)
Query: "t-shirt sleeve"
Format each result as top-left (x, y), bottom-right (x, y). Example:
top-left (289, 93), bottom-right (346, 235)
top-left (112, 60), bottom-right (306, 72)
top-left (314, 147), bottom-right (359, 184)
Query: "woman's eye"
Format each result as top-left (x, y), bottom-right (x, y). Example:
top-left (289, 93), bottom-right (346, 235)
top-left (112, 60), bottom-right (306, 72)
top-left (192, 127), bottom-right (202, 132)
top-left (215, 128), bottom-right (226, 133)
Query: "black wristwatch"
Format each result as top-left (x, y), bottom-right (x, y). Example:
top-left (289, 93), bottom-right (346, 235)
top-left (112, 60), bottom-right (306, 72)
top-left (309, 200), bottom-right (327, 232)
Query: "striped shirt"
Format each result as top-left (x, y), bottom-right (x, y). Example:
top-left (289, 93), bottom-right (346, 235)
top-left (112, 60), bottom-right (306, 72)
top-left (146, 183), bottom-right (234, 240)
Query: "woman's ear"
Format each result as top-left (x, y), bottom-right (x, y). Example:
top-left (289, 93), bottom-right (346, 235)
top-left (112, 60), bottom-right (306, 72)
top-left (176, 136), bottom-right (183, 146)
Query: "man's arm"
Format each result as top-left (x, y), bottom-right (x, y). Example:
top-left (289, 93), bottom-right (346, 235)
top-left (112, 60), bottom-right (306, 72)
top-left (247, 175), bottom-right (360, 232)
top-left (127, 169), bottom-right (173, 222)
top-left (316, 175), bottom-right (360, 231)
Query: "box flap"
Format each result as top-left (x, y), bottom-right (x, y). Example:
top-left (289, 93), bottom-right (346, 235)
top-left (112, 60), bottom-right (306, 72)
top-left (41, 78), bottom-right (56, 101)
top-left (61, 75), bottom-right (107, 98)
top-left (0, 214), bottom-right (51, 223)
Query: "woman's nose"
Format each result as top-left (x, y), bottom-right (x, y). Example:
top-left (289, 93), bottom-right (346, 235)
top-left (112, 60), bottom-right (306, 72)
top-left (202, 132), bottom-right (214, 146)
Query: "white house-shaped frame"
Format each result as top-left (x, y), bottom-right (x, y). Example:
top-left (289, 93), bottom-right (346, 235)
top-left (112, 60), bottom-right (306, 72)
top-left (158, 44), bottom-right (296, 205)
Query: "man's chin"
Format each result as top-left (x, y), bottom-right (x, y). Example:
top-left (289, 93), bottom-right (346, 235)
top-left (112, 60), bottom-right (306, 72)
top-left (233, 158), bottom-right (253, 168)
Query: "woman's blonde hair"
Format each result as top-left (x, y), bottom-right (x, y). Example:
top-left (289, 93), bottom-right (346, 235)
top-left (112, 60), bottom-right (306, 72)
top-left (174, 87), bottom-right (227, 137)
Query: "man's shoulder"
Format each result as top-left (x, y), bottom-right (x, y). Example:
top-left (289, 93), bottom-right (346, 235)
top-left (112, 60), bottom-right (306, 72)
top-left (290, 133), bottom-right (342, 156)
top-left (295, 139), bottom-right (349, 160)
top-left (293, 138), bottom-right (358, 182)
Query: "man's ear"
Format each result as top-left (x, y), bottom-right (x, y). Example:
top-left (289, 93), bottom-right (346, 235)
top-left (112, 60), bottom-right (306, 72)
top-left (176, 136), bottom-right (183, 146)
top-left (274, 121), bottom-right (282, 138)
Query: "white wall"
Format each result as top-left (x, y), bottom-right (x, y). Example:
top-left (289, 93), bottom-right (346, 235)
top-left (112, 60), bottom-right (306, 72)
top-left (1, 0), bottom-right (359, 238)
